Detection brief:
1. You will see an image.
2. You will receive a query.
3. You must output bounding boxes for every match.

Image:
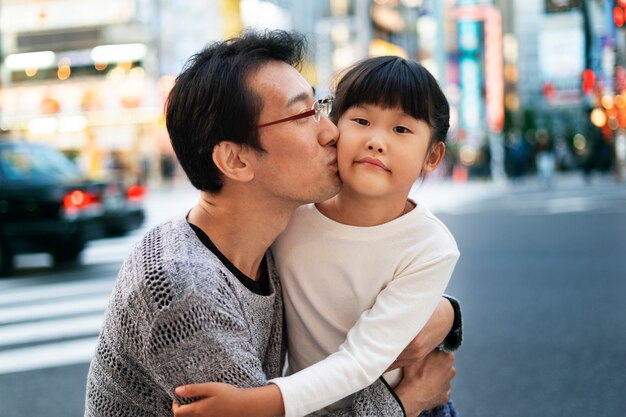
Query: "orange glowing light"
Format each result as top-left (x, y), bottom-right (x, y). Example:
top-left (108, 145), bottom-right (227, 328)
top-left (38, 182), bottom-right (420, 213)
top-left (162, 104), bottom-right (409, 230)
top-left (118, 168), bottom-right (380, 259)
top-left (601, 95), bottom-right (614, 110)
top-left (590, 108), bottom-right (607, 127)
top-left (57, 65), bottom-right (71, 80)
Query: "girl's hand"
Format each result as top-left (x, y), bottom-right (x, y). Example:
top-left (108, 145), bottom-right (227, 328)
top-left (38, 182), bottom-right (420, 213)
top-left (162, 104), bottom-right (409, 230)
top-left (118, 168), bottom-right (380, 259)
top-left (172, 382), bottom-right (284, 417)
top-left (172, 382), bottom-right (237, 417)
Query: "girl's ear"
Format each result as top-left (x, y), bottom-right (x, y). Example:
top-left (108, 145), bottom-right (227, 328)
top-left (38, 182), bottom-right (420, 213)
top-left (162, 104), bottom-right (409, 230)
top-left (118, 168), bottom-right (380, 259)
top-left (212, 141), bottom-right (255, 183)
top-left (422, 141), bottom-right (446, 173)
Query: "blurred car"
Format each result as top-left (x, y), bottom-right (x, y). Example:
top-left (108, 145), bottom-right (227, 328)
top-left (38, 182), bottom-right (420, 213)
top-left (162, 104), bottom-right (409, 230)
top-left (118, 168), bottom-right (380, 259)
top-left (0, 140), bottom-right (146, 276)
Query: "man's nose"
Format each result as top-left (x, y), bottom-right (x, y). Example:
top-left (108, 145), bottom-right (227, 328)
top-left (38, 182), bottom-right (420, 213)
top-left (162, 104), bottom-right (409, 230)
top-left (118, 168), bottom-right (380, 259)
top-left (318, 115), bottom-right (339, 147)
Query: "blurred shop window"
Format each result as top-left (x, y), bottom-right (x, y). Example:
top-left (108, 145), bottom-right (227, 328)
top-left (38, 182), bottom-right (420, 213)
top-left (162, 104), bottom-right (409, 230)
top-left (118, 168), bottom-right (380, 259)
top-left (544, 0), bottom-right (582, 13)
top-left (41, 96), bottom-right (61, 114)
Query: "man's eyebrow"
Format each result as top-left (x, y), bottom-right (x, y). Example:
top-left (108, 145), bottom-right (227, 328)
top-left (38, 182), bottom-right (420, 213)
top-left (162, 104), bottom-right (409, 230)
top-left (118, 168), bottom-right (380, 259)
top-left (286, 91), bottom-right (313, 108)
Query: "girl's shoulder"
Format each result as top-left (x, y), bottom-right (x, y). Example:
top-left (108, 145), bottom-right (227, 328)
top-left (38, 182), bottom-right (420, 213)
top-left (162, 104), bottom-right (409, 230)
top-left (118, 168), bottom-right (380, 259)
top-left (411, 204), bottom-right (459, 254)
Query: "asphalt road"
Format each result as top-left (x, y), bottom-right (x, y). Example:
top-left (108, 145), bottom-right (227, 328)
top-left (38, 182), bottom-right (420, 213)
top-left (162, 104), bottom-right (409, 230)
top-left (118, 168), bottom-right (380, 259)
top-left (1, 177), bottom-right (625, 417)
top-left (440, 181), bottom-right (626, 416)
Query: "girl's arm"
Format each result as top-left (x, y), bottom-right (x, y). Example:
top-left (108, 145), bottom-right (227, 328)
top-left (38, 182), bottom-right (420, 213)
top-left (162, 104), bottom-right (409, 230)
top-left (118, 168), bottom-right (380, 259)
top-left (386, 296), bottom-right (456, 371)
top-left (170, 298), bottom-right (457, 417)
top-left (269, 250), bottom-right (460, 417)
top-left (172, 350), bottom-right (457, 417)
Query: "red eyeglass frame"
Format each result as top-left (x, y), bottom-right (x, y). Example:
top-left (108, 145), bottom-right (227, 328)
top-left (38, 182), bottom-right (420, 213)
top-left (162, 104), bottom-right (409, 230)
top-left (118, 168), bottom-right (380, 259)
top-left (257, 97), bottom-right (333, 128)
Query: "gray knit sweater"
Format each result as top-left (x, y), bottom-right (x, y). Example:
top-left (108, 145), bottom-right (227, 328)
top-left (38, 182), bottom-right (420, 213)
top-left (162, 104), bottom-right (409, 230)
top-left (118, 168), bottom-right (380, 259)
top-left (85, 217), bottom-right (405, 417)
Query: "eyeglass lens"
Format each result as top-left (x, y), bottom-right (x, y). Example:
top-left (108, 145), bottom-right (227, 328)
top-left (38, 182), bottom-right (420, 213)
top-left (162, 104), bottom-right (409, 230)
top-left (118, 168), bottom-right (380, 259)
top-left (315, 97), bottom-right (333, 122)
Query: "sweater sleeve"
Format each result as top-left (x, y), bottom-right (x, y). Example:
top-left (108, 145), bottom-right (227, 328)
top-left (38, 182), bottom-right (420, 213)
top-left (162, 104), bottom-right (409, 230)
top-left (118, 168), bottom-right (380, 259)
top-left (439, 295), bottom-right (463, 352)
top-left (270, 250), bottom-right (459, 417)
top-left (142, 291), bottom-right (274, 404)
top-left (313, 378), bottom-right (405, 417)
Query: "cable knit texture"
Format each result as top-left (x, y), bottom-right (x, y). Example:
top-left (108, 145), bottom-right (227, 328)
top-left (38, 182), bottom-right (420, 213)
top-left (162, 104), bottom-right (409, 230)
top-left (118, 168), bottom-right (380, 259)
top-left (85, 217), bottom-right (406, 417)
top-left (85, 217), bottom-right (284, 416)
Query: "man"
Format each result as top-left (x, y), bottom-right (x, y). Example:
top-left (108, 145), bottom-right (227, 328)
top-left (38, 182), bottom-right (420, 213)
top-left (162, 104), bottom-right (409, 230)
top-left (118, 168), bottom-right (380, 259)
top-left (85, 30), bottom-right (459, 417)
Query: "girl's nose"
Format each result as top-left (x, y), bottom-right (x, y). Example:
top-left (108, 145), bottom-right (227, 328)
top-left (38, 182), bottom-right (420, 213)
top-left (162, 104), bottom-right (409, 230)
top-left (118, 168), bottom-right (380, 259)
top-left (368, 144), bottom-right (384, 153)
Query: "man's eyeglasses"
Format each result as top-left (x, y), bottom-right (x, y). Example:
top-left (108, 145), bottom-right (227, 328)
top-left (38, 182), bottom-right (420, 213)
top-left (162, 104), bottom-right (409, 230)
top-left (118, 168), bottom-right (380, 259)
top-left (257, 97), bottom-right (334, 128)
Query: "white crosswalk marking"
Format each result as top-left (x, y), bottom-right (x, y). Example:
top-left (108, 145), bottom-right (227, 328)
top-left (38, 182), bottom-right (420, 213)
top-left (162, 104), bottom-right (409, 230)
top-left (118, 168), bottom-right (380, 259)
top-left (0, 337), bottom-right (99, 374)
top-left (0, 294), bottom-right (109, 324)
top-left (0, 314), bottom-right (104, 346)
top-left (0, 278), bottom-right (114, 306)
top-left (0, 273), bottom-right (115, 375)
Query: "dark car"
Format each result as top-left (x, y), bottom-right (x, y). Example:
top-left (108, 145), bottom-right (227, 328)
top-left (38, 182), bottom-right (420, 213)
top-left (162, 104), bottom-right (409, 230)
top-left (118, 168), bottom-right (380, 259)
top-left (0, 140), bottom-right (145, 275)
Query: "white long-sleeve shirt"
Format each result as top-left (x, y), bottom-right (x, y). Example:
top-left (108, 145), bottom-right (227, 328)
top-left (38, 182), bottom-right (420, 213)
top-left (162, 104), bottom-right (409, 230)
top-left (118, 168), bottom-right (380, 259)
top-left (269, 201), bottom-right (460, 416)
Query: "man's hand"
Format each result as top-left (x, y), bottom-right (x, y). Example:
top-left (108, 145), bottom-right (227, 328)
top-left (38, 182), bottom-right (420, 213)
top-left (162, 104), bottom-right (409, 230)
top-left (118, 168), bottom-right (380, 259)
top-left (394, 350), bottom-right (456, 416)
top-left (387, 297), bottom-right (455, 371)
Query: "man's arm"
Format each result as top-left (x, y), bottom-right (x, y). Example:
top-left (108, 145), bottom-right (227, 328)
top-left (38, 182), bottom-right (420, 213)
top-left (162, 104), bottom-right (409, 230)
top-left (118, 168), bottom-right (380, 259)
top-left (172, 343), bottom-right (457, 417)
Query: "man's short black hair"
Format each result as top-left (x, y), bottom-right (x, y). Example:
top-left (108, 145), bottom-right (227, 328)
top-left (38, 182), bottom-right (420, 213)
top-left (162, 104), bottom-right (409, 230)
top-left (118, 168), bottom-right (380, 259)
top-left (331, 56), bottom-right (450, 145)
top-left (165, 29), bottom-right (307, 193)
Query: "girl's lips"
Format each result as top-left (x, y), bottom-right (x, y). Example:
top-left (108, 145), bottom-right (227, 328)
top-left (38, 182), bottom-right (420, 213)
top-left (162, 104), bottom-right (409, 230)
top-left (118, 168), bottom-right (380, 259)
top-left (356, 157), bottom-right (390, 171)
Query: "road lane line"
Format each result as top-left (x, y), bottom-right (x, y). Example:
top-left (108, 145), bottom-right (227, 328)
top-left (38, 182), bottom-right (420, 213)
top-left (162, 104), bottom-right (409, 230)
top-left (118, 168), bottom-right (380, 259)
top-left (0, 295), bottom-right (110, 325)
top-left (0, 279), bottom-right (114, 306)
top-left (0, 337), bottom-right (98, 374)
top-left (0, 314), bottom-right (103, 346)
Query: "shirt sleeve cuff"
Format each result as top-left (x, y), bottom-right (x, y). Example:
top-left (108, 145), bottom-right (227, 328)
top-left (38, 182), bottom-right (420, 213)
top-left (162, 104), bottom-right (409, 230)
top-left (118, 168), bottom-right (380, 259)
top-left (439, 295), bottom-right (463, 352)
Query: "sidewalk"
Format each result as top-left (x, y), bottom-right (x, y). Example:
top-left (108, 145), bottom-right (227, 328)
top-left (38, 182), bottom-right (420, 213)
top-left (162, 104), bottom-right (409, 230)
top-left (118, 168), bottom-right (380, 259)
top-left (410, 178), bottom-right (505, 213)
top-left (143, 180), bottom-right (198, 228)
top-left (144, 177), bottom-right (504, 221)
top-left (144, 172), bottom-right (625, 223)
top-left (411, 171), bottom-right (625, 212)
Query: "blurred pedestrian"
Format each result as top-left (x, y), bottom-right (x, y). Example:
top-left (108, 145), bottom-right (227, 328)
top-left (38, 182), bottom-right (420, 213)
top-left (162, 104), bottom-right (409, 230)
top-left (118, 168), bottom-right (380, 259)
top-left (105, 150), bottom-right (126, 180)
top-left (614, 129), bottom-right (626, 182)
top-left (84, 30), bottom-right (457, 417)
top-left (534, 129), bottom-right (555, 189)
top-left (159, 153), bottom-right (176, 186)
top-left (173, 57), bottom-right (462, 417)
top-left (507, 129), bottom-right (530, 183)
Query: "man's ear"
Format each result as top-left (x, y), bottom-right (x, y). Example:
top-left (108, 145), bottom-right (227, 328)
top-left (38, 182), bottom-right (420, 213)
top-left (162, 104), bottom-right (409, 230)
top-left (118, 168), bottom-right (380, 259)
top-left (212, 141), bottom-right (255, 183)
top-left (422, 142), bottom-right (446, 173)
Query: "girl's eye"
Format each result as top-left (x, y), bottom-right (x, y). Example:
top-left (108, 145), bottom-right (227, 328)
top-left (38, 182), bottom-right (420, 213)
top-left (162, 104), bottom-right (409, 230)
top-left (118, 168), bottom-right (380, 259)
top-left (354, 118), bottom-right (369, 126)
top-left (393, 126), bottom-right (411, 134)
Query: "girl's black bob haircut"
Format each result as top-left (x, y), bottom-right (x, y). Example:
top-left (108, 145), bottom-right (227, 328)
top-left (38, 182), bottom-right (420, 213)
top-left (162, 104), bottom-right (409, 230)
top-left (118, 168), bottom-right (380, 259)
top-left (330, 55), bottom-right (450, 143)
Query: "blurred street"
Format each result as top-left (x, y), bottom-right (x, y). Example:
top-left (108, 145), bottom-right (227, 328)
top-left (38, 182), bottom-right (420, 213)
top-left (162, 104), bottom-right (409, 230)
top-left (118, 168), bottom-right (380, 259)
top-left (1, 175), bottom-right (625, 417)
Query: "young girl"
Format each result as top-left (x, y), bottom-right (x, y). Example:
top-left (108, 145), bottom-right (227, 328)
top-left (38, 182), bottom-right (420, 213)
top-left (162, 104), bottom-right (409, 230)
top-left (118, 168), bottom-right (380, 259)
top-left (174, 56), bottom-right (461, 417)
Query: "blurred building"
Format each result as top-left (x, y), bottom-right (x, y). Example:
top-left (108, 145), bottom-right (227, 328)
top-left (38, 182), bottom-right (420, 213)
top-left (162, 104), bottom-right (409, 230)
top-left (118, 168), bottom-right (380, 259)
top-left (1, 0), bottom-right (621, 182)
top-left (496, 0), bottom-right (621, 177)
top-left (0, 0), bottom-right (225, 182)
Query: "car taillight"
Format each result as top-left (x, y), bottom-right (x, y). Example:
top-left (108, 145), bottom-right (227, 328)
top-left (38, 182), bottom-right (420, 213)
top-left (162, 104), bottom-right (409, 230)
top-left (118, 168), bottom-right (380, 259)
top-left (127, 184), bottom-right (146, 202)
top-left (63, 190), bottom-right (98, 210)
